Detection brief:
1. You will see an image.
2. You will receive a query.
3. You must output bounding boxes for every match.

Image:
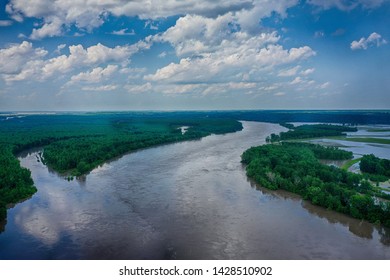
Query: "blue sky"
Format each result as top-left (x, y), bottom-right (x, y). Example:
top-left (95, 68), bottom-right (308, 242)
top-left (0, 0), bottom-right (389, 111)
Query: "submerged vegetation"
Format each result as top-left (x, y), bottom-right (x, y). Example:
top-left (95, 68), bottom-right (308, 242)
top-left (0, 113), bottom-right (242, 221)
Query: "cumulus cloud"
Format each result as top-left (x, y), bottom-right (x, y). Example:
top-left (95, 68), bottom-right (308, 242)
top-left (40, 43), bottom-right (135, 79)
top-left (70, 65), bottom-right (118, 83)
top-left (0, 41), bottom-right (47, 74)
top-left (5, 0), bottom-right (301, 39)
top-left (350, 32), bottom-right (387, 50)
top-left (144, 9), bottom-right (317, 96)
top-left (0, 41), bottom-right (150, 84)
top-left (30, 19), bottom-right (63, 40)
top-left (145, 43), bottom-right (315, 83)
top-left (235, 0), bottom-right (299, 33)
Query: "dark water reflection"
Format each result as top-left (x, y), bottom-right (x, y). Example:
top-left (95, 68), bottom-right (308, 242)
top-left (0, 122), bottom-right (389, 259)
top-left (0, 219), bottom-right (5, 234)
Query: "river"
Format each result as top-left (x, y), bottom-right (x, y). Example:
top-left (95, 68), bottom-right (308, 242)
top-left (0, 121), bottom-right (389, 259)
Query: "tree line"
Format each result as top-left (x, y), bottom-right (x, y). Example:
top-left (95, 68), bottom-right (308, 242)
top-left (242, 142), bottom-right (390, 227)
top-left (266, 124), bottom-right (357, 142)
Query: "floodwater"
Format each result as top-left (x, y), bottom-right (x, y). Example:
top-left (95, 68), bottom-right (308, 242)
top-left (308, 139), bottom-right (390, 160)
top-left (1, 122), bottom-right (390, 259)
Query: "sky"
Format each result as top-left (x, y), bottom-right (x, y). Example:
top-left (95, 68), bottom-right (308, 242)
top-left (0, 0), bottom-right (389, 111)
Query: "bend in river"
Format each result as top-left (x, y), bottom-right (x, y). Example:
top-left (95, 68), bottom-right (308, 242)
top-left (0, 121), bottom-right (389, 259)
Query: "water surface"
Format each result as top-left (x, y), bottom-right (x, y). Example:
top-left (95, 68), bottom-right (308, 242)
top-left (0, 122), bottom-right (389, 259)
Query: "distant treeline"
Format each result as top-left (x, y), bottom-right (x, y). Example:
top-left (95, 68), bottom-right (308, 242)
top-left (201, 110), bottom-right (390, 125)
top-left (0, 113), bottom-right (243, 222)
top-left (242, 142), bottom-right (390, 227)
top-left (267, 124), bottom-right (357, 142)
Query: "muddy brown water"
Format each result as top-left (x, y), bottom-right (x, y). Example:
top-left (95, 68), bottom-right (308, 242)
top-left (0, 122), bottom-right (389, 259)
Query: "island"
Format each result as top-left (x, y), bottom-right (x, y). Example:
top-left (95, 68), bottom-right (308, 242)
top-left (242, 123), bottom-right (390, 227)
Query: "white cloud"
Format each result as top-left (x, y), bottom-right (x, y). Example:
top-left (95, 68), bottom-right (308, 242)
top-left (0, 20), bottom-right (13, 26)
top-left (1, 41), bottom-right (150, 84)
top-left (144, 10), bottom-right (316, 96)
top-left (318, 81), bottom-right (330, 89)
top-left (41, 43), bottom-right (134, 78)
top-left (5, 0), bottom-right (302, 39)
top-left (351, 32), bottom-right (387, 50)
top-left (126, 83), bottom-right (152, 94)
top-left (228, 82), bottom-right (257, 89)
top-left (55, 44), bottom-right (66, 54)
top-left (30, 19), bottom-right (63, 40)
top-left (111, 29), bottom-right (135, 36)
top-left (278, 66), bottom-right (301, 77)
top-left (290, 76), bottom-right (303, 85)
top-left (145, 43), bottom-right (315, 83)
top-left (0, 41), bottom-right (47, 74)
top-left (301, 68), bottom-right (315, 75)
top-left (274, 92), bottom-right (286, 96)
top-left (235, 0), bottom-right (299, 33)
top-left (158, 51), bottom-right (167, 58)
top-left (70, 65), bottom-right (118, 83)
top-left (82, 85), bottom-right (118, 91)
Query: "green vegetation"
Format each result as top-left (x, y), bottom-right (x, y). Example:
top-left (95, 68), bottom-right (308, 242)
top-left (42, 118), bottom-right (242, 176)
top-left (0, 113), bottom-right (243, 221)
top-left (0, 147), bottom-right (36, 220)
top-left (340, 137), bottom-right (390, 145)
top-left (242, 142), bottom-right (390, 227)
top-left (266, 124), bottom-right (357, 143)
top-left (360, 154), bottom-right (390, 182)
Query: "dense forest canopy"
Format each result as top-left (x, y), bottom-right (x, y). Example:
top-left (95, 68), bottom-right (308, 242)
top-left (242, 142), bottom-right (390, 226)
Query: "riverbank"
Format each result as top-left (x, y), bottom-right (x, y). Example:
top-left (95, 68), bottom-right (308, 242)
top-left (0, 114), bottom-right (243, 222)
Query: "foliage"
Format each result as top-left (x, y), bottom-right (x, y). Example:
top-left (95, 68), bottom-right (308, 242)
top-left (277, 124), bottom-right (357, 141)
top-left (0, 146), bottom-right (37, 220)
top-left (242, 142), bottom-right (390, 227)
top-left (0, 113), bottom-right (242, 221)
top-left (360, 154), bottom-right (390, 181)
